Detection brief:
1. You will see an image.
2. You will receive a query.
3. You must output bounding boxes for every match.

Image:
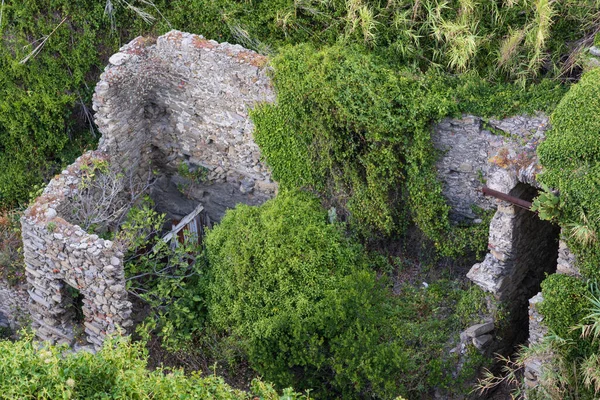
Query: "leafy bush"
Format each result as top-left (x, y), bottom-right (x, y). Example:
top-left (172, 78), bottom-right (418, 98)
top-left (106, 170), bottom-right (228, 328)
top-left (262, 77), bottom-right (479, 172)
top-left (252, 44), bottom-right (563, 255)
top-left (0, 210), bottom-right (24, 285)
top-left (0, 333), bottom-right (305, 399)
top-left (538, 68), bottom-right (600, 177)
top-left (0, 0), bottom-right (578, 209)
top-left (537, 68), bottom-right (600, 279)
top-left (252, 44), bottom-right (455, 238)
top-left (188, 190), bottom-right (489, 398)
top-left (540, 274), bottom-right (589, 342)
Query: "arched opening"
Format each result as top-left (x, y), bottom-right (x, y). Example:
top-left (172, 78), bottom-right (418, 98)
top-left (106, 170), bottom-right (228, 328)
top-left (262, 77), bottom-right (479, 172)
top-left (507, 183), bottom-right (561, 344)
top-left (468, 182), bottom-right (561, 349)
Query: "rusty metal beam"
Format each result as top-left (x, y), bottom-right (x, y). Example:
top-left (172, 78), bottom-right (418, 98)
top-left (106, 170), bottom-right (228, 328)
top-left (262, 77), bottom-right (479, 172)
top-left (482, 186), bottom-right (533, 210)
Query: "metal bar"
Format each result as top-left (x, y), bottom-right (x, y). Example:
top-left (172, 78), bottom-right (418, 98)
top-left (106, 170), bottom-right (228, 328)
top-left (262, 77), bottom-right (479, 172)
top-left (482, 186), bottom-right (533, 210)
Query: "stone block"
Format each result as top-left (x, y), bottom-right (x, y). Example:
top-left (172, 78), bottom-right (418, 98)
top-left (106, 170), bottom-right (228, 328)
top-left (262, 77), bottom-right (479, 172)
top-left (472, 334), bottom-right (493, 350)
top-left (465, 322), bottom-right (495, 337)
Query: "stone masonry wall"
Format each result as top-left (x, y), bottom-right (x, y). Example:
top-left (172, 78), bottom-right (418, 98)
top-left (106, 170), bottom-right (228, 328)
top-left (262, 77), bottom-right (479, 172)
top-left (433, 113), bottom-right (548, 222)
top-left (20, 31), bottom-right (277, 349)
top-left (438, 113), bottom-right (581, 385)
top-left (22, 151), bottom-right (132, 350)
top-left (524, 232), bottom-right (580, 388)
top-left (434, 113), bottom-right (569, 356)
top-left (0, 280), bottom-right (29, 332)
top-left (93, 30), bottom-right (276, 222)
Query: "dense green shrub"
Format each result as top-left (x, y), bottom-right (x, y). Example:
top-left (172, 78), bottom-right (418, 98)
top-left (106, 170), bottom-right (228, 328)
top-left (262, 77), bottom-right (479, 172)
top-left (0, 1), bottom-right (120, 206)
top-left (0, 0), bottom-right (575, 209)
top-left (191, 190), bottom-right (488, 398)
top-left (252, 44), bottom-right (455, 238)
top-left (529, 61), bottom-right (600, 400)
top-left (538, 68), bottom-right (600, 177)
top-left (537, 68), bottom-right (600, 279)
top-left (540, 274), bottom-right (589, 342)
top-left (252, 44), bottom-right (563, 255)
top-left (0, 210), bottom-right (24, 285)
top-left (153, 0), bottom-right (598, 80)
top-left (0, 333), bottom-right (304, 399)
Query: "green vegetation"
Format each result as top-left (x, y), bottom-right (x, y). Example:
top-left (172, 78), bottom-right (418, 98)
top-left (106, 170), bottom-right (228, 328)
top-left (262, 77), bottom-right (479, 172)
top-left (0, 333), bottom-right (305, 399)
top-left (539, 274), bottom-right (589, 343)
top-left (0, 0), bottom-right (588, 208)
top-left (0, 210), bottom-right (23, 285)
top-left (252, 44), bottom-right (562, 255)
top-left (2, 0), bottom-right (600, 398)
top-left (537, 68), bottom-right (600, 280)
top-left (515, 67), bottom-right (600, 398)
top-left (137, 191), bottom-right (492, 398)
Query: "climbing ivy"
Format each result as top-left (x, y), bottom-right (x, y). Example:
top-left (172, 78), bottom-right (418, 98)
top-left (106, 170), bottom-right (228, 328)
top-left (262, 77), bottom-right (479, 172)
top-left (252, 44), bottom-right (564, 255)
top-left (537, 68), bottom-right (600, 279)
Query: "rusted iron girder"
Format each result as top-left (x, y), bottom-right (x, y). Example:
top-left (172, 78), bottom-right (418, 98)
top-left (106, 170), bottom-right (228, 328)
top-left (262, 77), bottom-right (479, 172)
top-left (482, 186), bottom-right (533, 210)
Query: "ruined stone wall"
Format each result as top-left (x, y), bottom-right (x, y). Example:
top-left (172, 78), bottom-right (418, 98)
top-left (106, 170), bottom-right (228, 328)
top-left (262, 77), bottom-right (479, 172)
top-left (20, 31), bottom-right (277, 349)
top-left (93, 30), bottom-right (276, 222)
top-left (22, 152), bottom-right (132, 350)
top-left (524, 232), bottom-right (580, 388)
top-left (434, 113), bottom-right (568, 356)
top-left (433, 113), bottom-right (548, 222)
top-left (0, 280), bottom-right (29, 332)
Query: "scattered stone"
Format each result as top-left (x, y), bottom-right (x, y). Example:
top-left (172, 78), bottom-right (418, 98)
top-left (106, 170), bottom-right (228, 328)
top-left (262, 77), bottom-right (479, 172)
top-left (472, 334), bottom-right (493, 349)
top-left (465, 322), bottom-right (495, 338)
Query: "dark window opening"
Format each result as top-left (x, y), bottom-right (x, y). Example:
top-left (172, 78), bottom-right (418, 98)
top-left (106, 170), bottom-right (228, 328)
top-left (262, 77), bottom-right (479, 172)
top-left (63, 283), bottom-right (85, 324)
top-left (507, 183), bottom-right (561, 346)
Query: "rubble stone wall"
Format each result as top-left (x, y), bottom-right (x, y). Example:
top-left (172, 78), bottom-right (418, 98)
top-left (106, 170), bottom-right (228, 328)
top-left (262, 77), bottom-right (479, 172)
top-left (22, 152), bottom-right (132, 350)
top-left (93, 30), bottom-right (276, 222)
top-left (433, 113), bottom-right (548, 222)
top-left (0, 280), bottom-right (29, 332)
top-left (20, 31), bottom-right (277, 349)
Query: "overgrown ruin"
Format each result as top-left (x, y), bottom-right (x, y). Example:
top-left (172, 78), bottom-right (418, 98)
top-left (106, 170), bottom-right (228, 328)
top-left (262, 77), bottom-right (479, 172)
top-left (1, 31), bottom-right (575, 371)
top-left (19, 31), bottom-right (276, 349)
top-left (433, 114), bottom-right (578, 386)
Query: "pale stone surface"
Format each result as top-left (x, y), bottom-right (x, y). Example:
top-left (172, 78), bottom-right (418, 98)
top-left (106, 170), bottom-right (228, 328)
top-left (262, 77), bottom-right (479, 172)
top-left (0, 280), bottom-right (29, 332)
top-left (527, 292), bottom-right (547, 346)
top-left (464, 321), bottom-right (494, 337)
top-left (108, 52), bottom-right (131, 66)
top-left (93, 30), bottom-right (277, 223)
top-left (472, 334), bottom-right (493, 349)
top-left (433, 113), bottom-right (547, 222)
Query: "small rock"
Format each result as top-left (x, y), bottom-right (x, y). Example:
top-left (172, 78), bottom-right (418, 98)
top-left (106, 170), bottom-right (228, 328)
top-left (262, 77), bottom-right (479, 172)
top-left (590, 46), bottom-right (600, 57)
top-left (524, 369), bottom-right (536, 381)
top-left (239, 177), bottom-right (255, 194)
top-left (524, 377), bottom-right (538, 389)
top-left (45, 208), bottom-right (57, 219)
top-left (472, 334), bottom-right (493, 349)
top-left (465, 321), bottom-right (495, 337)
top-left (459, 162), bottom-right (473, 172)
top-left (109, 284), bottom-right (125, 293)
top-left (108, 52), bottom-right (131, 66)
top-left (110, 257), bottom-right (120, 266)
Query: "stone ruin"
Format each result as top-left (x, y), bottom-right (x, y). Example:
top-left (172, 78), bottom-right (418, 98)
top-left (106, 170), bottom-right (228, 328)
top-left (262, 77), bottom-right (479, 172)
top-left (0, 30), bottom-right (576, 385)
top-left (18, 30), bottom-right (276, 350)
top-left (0, 279), bottom-right (28, 333)
top-left (433, 114), bottom-right (580, 387)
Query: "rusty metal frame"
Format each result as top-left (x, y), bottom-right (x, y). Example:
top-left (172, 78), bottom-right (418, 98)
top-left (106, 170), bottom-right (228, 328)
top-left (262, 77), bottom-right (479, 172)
top-left (482, 186), bottom-right (533, 210)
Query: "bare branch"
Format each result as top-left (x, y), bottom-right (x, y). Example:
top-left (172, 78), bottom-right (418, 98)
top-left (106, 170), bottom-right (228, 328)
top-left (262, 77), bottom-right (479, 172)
top-left (20, 16), bottom-right (67, 64)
